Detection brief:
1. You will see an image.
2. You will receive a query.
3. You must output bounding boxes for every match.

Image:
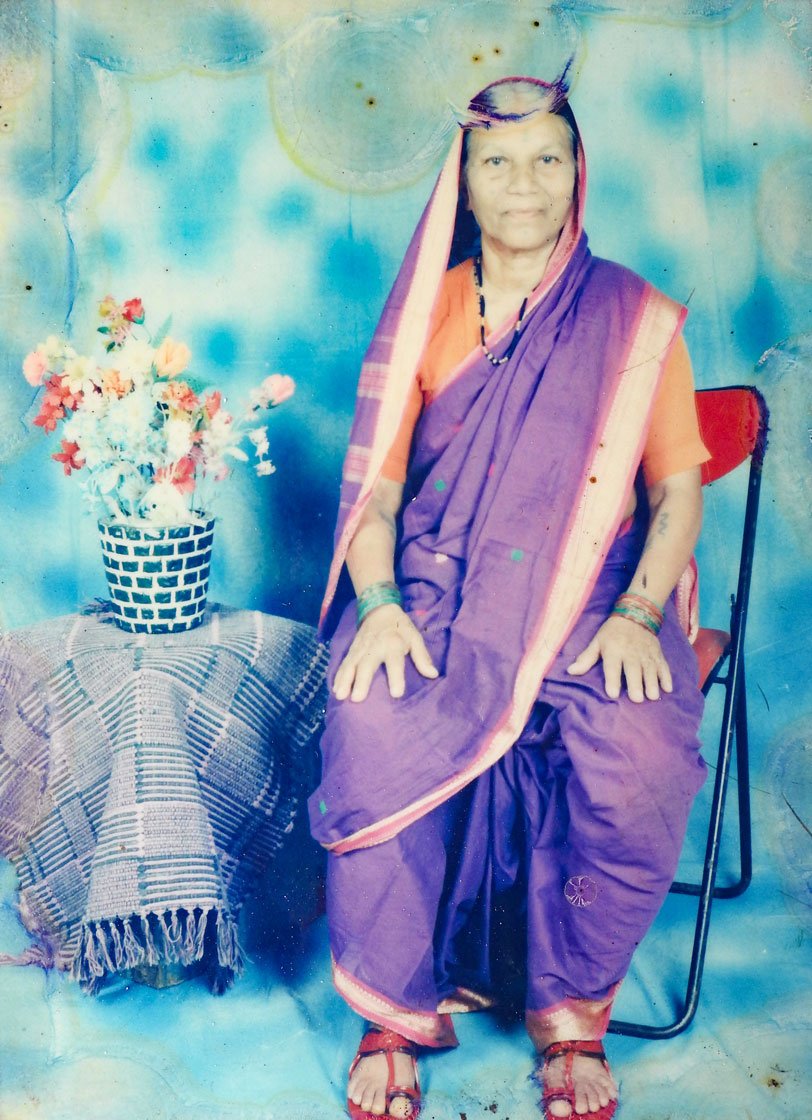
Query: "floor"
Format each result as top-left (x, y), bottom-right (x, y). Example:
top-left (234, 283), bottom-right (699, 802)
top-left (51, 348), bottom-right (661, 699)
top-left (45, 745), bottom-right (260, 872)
top-left (2, 743), bottom-right (810, 1120)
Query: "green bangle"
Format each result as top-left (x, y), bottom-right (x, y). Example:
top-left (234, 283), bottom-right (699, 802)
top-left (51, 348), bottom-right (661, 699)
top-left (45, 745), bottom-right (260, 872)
top-left (356, 580), bottom-right (402, 626)
top-left (611, 603), bottom-right (662, 636)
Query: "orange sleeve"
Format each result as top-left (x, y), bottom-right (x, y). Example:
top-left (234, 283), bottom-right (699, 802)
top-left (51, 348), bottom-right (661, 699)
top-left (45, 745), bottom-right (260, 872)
top-left (381, 262), bottom-right (478, 483)
top-left (381, 378), bottom-right (424, 483)
top-left (641, 334), bottom-right (711, 487)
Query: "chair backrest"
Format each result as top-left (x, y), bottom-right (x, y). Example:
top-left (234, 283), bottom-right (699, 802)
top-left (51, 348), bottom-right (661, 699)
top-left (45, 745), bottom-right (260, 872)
top-left (695, 387), bottom-right (769, 486)
top-left (692, 385), bottom-right (769, 685)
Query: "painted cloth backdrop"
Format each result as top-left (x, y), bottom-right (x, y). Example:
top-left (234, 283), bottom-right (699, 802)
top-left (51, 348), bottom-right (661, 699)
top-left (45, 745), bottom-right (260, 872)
top-left (0, 1), bottom-right (810, 1118)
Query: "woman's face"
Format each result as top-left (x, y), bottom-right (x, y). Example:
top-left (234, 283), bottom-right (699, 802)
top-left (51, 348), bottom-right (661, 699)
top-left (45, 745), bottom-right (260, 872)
top-left (464, 111), bottom-right (576, 261)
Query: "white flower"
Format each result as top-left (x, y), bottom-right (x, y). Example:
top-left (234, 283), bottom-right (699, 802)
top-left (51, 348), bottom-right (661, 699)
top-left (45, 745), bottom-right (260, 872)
top-left (116, 338), bottom-right (156, 384)
top-left (248, 426), bottom-right (269, 458)
top-left (104, 385), bottom-right (153, 455)
top-left (41, 335), bottom-right (69, 366)
top-left (62, 413), bottom-right (108, 470)
top-left (165, 416), bottom-right (194, 461)
top-left (62, 354), bottom-right (98, 395)
top-left (139, 480), bottom-right (195, 524)
top-left (255, 459), bottom-right (276, 476)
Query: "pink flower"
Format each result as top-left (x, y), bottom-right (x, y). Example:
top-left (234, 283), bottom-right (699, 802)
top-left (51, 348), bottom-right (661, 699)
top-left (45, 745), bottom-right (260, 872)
top-left (98, 296), bottom-right (135, 349)
top-left (23, 350), bottom-right (49, 386)
top-left (122, 298), bottom-right (145, 324)
top-left (155, 455), bottom-right (196, 494)
top-left (253, 373), bottom-right (295, 408)
top-left (52, 439), bottom-right (85, 476)
top-left (154, 338), bottom-right (191, 379)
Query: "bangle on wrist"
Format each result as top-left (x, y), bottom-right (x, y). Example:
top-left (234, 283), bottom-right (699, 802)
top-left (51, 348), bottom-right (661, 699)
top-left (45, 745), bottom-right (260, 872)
top-left (611, 592), bottom-right (663, 636)
top-left (356, 580), bottom-right (402, 626)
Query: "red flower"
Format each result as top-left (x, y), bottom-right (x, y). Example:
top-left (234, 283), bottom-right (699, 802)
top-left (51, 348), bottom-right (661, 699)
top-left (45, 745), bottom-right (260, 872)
top-left (34, 402), bottom-right (65, 432)
top-left (52, 439), bottom-right (85, 475)
top-left (162, 380), bottom-right (199, 412)
top-left (42, 374), bottom-right (82, 412)
top-left (203, 390), bottom-right (222, 420)
top-left (155, 455), bottom-right (196, 494)
top-left (122, 298), bottom-right (145, 324)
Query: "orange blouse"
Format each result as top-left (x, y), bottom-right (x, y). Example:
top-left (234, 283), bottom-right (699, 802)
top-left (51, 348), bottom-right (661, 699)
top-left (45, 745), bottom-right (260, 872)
top-left (382, 259), bottom-right (710, 486)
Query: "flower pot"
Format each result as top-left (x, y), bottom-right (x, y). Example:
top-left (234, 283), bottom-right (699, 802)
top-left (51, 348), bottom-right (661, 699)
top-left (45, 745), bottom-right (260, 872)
top-left (98, 519), bottom-right (214, 634)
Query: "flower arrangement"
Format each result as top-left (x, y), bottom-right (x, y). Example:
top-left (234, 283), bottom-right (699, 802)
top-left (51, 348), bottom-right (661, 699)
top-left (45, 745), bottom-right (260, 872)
top-left (22, 296), bottom-right (295, 525)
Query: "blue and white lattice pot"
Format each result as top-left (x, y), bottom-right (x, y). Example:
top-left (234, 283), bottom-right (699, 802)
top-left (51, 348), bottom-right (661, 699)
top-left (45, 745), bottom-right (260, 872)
top-left (98, 519), bottom-right (215, 634)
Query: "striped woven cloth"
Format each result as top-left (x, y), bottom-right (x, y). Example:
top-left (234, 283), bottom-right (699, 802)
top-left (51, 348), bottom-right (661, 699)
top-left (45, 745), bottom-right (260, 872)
top-left (0, 603), bottom-right (328, 991)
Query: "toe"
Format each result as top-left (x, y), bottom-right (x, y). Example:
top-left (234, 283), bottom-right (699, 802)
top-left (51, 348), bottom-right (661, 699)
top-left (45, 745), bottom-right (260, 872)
top-left (548, 1102), bottom-right (573, 1118)
top-left (389, 1095), bottom-right (413, 1119)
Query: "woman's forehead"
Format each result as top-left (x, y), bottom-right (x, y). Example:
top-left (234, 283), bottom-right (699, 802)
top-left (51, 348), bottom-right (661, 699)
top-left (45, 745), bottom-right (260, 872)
top-left (468, 112), bottom-right (573, 154)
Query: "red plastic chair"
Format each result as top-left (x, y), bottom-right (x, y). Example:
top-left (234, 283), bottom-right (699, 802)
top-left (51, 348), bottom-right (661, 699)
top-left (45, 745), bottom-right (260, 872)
top-left (610, 386), bottom-right (769, 1039)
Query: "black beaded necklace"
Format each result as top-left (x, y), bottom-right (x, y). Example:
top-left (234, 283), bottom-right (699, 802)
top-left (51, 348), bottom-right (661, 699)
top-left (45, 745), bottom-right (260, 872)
top-left (474, 255), bottom-right (531, 368)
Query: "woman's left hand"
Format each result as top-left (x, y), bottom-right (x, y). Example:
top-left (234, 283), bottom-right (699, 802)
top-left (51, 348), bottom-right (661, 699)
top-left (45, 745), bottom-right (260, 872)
top-left (566, 615), bottom-right (673, 703)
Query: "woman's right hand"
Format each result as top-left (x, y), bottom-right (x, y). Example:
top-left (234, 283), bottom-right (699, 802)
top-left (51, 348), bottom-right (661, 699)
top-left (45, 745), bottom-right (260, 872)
top-left (333, 603), bottom-right (439, 703)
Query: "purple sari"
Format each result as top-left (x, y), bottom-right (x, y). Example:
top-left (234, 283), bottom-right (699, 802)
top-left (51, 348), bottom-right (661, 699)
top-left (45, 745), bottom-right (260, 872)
top-left (310, 87), bottom-right (705, 1046)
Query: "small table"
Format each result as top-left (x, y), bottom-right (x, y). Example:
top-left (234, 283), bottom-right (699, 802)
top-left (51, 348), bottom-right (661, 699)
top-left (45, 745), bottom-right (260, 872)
top-left (0, 603), bottom-right (328, 991)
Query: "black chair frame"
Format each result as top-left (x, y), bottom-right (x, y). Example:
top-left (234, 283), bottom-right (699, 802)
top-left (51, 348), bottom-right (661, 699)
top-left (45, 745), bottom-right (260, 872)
top-left (608, 387), bottom-right (768, 1040)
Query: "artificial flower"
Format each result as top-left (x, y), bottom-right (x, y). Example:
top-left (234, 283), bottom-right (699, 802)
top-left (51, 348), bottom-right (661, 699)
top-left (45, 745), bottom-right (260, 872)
top-left (203, 390), bottom-right (221, 420)
top-left (139, 478), bottom-right (198, 523)
top-left (164, 416), bottom-right (194, 461)
top-left (33, 402), bottom-right (64, 432)
top-left (22, 349), bottom-right (49, 386)
top-left (155, 455), bottom-right (196, 494)
top-left (162, 379), bottom-right (198, 412)
top-left (154, 337), bottom-right (191, 379)
top-left (51, 440), bottom-right (85, 476)
top-left (43, 374), bottom-right (82, 413)
top-left (25, 296), bottom-right (294, 524)
top-left (248, 426), bottom-right (269, 458)
top-left (116, 338), bottom-right (156, 384)
top-left (122, 298), bottom-right (145, 324)
top-left (250, 373), bottom-right (295, 409)
top-left (100, 368), bottom-right (133, 399)
top-left (62, 354), bottom-right (98, 397)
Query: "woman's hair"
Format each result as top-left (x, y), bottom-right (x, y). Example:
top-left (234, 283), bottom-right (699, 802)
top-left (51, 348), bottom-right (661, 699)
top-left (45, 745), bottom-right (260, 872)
top-left (449, 71), bottom-right (579, 267)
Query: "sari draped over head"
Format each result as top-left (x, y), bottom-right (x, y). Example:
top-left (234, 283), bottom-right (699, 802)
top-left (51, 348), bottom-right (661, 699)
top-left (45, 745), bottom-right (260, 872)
top-left (310, 77), bottom-right (688, 856)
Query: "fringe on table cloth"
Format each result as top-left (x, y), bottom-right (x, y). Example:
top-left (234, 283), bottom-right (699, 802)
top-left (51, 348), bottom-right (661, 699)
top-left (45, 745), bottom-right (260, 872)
top-left (71, 906), bottom-right (242, 989)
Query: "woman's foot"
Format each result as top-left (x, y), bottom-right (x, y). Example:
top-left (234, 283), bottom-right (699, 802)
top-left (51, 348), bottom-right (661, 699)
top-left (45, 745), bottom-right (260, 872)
top-left (347, 1026), bottom-right (420, 1119)
top-left (536, 1040), bottom-right (618, 1119)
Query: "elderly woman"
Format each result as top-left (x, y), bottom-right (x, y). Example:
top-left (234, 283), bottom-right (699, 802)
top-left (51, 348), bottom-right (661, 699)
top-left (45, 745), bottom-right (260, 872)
top-left (310, 73), bottom-right (709, 1120)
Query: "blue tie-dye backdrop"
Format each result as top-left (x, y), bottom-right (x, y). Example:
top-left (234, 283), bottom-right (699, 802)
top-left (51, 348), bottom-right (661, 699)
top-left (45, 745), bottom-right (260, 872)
top-left (1, 2), bottom-right (810, 1117)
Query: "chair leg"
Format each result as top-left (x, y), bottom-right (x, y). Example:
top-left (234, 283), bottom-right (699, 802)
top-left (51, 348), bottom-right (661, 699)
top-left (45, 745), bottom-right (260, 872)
top-left (609, 672), bottom-right (742, 1039)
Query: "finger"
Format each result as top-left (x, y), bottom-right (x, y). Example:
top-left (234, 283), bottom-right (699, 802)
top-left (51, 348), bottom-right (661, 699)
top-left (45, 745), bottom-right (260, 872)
top-left (659, 655), bottom-right (673, 693)
top-left (602, 652), bottom-right (623, 699)
top-left (567, 639), bottom-right (601, 676)
top-left (349, 658), bottom-right (377, 703)
top-left (642, 658), bottom-right (661, 701)
top-left (621, 659), bottom-right (645, 703)
top-left (384, 652), bottom-right (407, 698)
top-left (407, 629), bottom-right (438, 679)
top-left (332, 654), bottom-right (358, 700)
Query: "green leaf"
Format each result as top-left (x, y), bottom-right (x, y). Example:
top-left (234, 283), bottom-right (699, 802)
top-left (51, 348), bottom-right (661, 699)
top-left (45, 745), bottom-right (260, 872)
top-left (151, 315), bottom-right (173, 348)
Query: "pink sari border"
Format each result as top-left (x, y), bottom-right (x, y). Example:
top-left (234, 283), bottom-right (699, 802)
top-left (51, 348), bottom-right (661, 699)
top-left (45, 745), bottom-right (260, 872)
top-left (525, 983), bottom-right (622, 1049)
top-left (332, 954), bottom-right (458, 1049)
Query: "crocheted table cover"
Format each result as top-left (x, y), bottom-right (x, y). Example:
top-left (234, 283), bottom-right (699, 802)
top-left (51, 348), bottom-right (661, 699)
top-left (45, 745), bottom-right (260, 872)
top-left (0, 603), bottom-right (328, 990)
